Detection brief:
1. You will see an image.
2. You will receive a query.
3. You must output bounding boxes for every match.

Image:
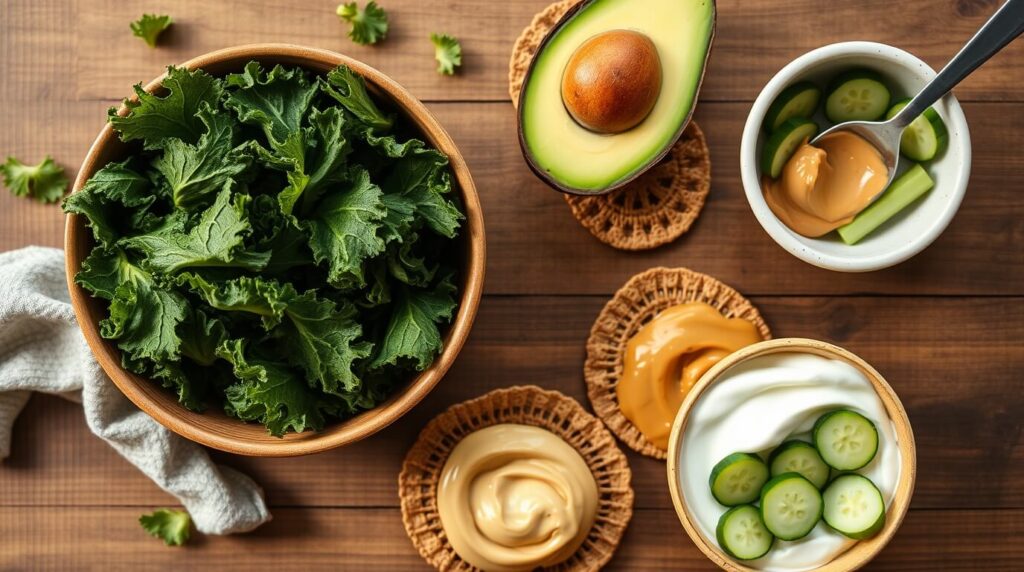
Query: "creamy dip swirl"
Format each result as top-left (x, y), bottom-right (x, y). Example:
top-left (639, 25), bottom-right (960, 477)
top-left (677, 353), bottom-right (901, 571)
top-left (437, 424), bottom-right (598, 572)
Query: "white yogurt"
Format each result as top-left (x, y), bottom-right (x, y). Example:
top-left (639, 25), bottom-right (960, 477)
top-left (677, 352), bottom-right (901, 571)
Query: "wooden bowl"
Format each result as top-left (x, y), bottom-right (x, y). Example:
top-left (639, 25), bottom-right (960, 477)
top-left (64, 44), bottom-right (486, 457)
top-left (666, 338), bottom-right (916, 571)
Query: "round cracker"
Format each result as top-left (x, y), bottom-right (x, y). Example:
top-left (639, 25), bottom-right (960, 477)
top-left (509, 0), bottom-right (712, 250)
top-left (399, 385), bottom-right (634, 571)
top-left (584, 268), bottom-right (772, 459)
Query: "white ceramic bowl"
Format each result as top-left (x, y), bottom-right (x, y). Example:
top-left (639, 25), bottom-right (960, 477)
top-left (740, 41), bottom-right (971, 272)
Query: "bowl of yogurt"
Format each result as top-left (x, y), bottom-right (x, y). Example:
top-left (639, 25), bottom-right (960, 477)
top-left (666, 338), bottom-right (916, 571)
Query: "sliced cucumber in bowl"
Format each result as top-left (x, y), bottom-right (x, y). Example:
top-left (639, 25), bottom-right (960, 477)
top-left (761, 117), bottom-right (818, 179)
top-left (825, 68), bottom-right (891, 122)
top-left (823, 474), bottom-right (886, 539)
top-left (886, 98), bottom-right (949, 162)
top-left (759, 472), bottom-right (823, 540)
top-left (768, 440), bottom-right (830, 489)
top-left (716, 505), bottom-right (775, 560)
top-left (710, 452), bottom-right (770, 506)
top-left (813, 409), bottom-right (879, 471)
top-left (764, 81), bottom-right (822, 133)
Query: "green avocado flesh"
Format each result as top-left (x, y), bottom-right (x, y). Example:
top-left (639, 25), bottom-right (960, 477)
top-left (519, 0), bottom-right (715, 193)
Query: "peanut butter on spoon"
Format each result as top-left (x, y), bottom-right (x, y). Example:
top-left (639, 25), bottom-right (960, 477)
top-left (616, 302), bottom-right (762, 450)
top-left (764, 131), bottom-right (889, 238)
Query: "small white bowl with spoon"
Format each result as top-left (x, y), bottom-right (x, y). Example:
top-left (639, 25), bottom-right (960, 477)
top-left (742, 0), bottom-right (1022, 272)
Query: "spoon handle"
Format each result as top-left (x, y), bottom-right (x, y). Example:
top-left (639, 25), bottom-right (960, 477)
top-left (893, 0), bottom-right (1024, 128)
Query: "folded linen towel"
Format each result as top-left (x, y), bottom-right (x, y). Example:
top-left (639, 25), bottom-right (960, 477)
top-left (0, 246), bottom-right (271, 535)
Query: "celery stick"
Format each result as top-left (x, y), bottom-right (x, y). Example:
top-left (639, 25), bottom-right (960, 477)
top-left (837, 164), bottom-right (934, 245)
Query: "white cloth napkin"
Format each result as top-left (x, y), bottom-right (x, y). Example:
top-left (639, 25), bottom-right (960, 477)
top-left (0, 246), bottom-right (271, 534)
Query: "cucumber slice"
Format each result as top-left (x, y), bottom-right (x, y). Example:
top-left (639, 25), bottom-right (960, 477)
top-left (710, 452), bottom-right (770, 506)
top-left (761, 118), bottom-right (818, 179)
top-left (837, 163), bottom-right (934, 244)
top-left (825, 69), bottom-right (891, 123)
top-left (759, 473), bottom-right (823, 540)
top-left (764, 81), bottom-right (822, 132)
top-left (768, 440), bottom-right (830, 489)
top-left (823, 474), bottom-right (886, 539)
top-left (885, 98), bottom-right (949, 161)
top-left (716, 505), bottom-right (774, 560)
top-left (813, 409), bottom-right (879, 470)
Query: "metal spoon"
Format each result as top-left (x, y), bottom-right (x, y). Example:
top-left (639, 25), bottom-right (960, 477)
top-left (811, 0), bottom-right (1024, 195)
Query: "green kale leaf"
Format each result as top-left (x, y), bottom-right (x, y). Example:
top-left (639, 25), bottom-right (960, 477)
top-left (1, 156), bottom-right (68, 203)
top-left (177, 273), bottom-right (294, 329)
top-left (152, 104), bottom-right (253, 210)
top-left (321, 66), bottom-right (393, 131)
top-left (122, 189), bottom-right (270, 273)
top-left (431, 33), bottom-right (462, 76)
top-left (130, 14), bottom-right (173, 48)
top-left (370, 273), bottom-right (456, 370)
top-left (281, 291), bottom-right (372, 397)
top-left (303, 168), bottom-right (386, 289)
top-left (109, 66), bottom-right (224, 149)
top-left (225, 62), bottom-right (319, 148)
top-left (218, 339), bottom-right (328, 436)
top-left (139, 508), bottom-right (191, 546)
top-left (62, 160), bottom-right (154, 246)
top-left (336, 2), bottom-right (389, 46)
top-left (101, 268), bottom-right (189, 362)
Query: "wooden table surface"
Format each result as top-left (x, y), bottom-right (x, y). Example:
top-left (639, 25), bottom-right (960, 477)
top-left (2, 0), bottom-right (1023, 569)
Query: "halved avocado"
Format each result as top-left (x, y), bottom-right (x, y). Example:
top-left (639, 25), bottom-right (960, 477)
top-left (518, 0), bottom-right (716, 195)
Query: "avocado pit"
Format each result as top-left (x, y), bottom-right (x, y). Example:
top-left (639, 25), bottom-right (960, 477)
top-left (561, 30), bottom-right (663, 134)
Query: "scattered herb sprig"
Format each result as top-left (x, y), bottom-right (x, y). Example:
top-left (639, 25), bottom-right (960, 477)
top-left (431, 33), bottom-right (462, 76)
top-left (337, 2), bottom-right (389, 45)
top-left (1, 156), bottom-right (67, 203)
top-left (130, 14), bottom-right (173, 48)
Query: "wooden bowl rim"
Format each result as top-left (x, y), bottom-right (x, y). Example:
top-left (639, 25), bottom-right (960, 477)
top-left (665, 338), bottom-right (917, 572)
top-left (64, 43), bottom-right (486, 457)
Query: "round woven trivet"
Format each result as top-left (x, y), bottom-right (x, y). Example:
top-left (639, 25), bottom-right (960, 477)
top-left (584, 268), bottom-right (772, 459)
top-left (509, 0), bottom-right (712, 251)
top-left (399, 385), bottom-right (634, 572)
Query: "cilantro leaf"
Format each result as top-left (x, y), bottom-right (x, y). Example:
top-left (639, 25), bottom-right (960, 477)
top-left (122, 189), bottom-right (270, 273)
top-left (130, 14), bottom-right (172, 48)
top-left (139, 508), bottom-right (191, 546)
top-left (109, 66), bottom-right (225, 149)
top-left (152, 103), bottom-right (253, 210)
top-left (321, 66), bottom-right (393, 131)
top-left (303, 168), bottom-right (386, 289)
top-left (218, 339), bottom-right (328, 436)
top-left (281, 291), bottom-right (372, 396)
top-left (1, 156), bottom-right (68, 203)
top-left (431, 33), bottom-right (462, 76)
top-left (225, 62), bottom-right (319, 148)
top-left (369, 274), bottom-right (457, 370)
top-left (336, 2), bottom-right (389, 46)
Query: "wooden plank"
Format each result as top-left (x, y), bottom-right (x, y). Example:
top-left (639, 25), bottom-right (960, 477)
top-left (0, 0), bottom-right (78, 101)
top-left (1, 100), bottom-right (1022, 296)
top-left (0, 506), bottom-right (1020, 570)
top-left (61, 0), bottom-right (1024, 103)
top-left (4, 297), bottom-right (1021, 510)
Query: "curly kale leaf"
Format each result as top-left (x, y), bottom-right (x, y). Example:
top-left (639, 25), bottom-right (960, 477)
top-left (1, 156), bottom-right (68, 203)
top-left (139, 508), bottom-right (190, 546)
top-left (431, 33), bottom-right (462, 76)
top-left (321, 66), bottom-right (393, 131)
top-left (336, 2), bottom-right (389, 46)
top-left (225, 62), bottom-right (319, 148)
top-left (130, 14), bottom-right (173, 48)
top-left (109, 66), bottom-right (224, 149)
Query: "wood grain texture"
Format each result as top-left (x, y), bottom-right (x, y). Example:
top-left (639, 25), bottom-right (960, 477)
top-left (0, 506), bottom-right (1021, 570)
top-left (2, 0), bottom-right (1023, 568)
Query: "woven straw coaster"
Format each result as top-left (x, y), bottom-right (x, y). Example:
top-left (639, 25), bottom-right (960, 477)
top-left (584, 268), bottom-right (772, 459)
top-left (399, 385), bottom-right (634, 572)
top-left (509, 0), bottom-right (712, 251)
